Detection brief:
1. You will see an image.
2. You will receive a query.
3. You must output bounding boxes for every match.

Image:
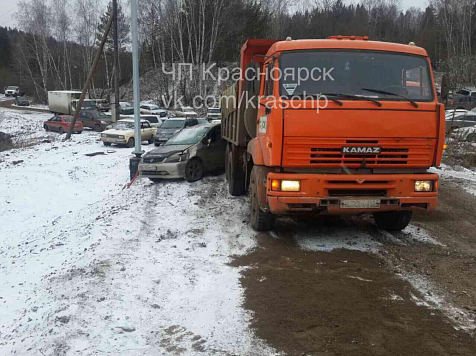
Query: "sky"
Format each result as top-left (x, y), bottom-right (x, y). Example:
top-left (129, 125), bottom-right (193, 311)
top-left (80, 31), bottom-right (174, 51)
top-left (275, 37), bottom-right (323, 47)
top-left (0, 0), bottom-right (429, 30)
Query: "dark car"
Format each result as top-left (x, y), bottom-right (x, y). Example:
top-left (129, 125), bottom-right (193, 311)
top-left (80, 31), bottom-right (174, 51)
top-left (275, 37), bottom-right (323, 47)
top-left (15, 96), bottom-right (30, 106)
top-left (445, 110), bottom-right (476, 133)
top-left (79, 110), bottom-right (112, 131)
top-left (139, 123), bottom-right (226, 182)
top-left (122, 107), bottom-right (135, 115)
top-left (154, 117), bottom-right (199, 146)
top-left (448, 95), bottom-right (476, 110)
top-left (0, 131), bottom-right (13, 151)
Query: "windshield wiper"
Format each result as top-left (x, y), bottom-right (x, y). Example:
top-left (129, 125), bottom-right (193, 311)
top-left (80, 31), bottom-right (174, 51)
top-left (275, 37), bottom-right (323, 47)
top-left (361, 88), bottom-right (418, 108)
top-left (321, 93), bottom-right (382, 107)
top-left (289, 93), bottom-right (343, 106)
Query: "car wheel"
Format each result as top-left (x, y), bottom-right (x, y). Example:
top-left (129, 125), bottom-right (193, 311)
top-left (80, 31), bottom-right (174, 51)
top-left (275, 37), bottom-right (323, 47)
top-left (94, 124), bottom-right (102, 132)
top-left (373, 211), bottom-right (412, 231)
top-left (126, 138), bottom-right (135, 148)
top-left (467, 133), bottom-right (476, 143)
top-left (249, 167), bottom-right (275, 231)
top-left (103, 142), bottom-right (111, 146)
top-left (185, 159), bottom-right (204, 182)
top-left (58, 127), bottom-right (64, 134)
top-left (148, 136), bottom-right (154, 144)
top-left (44, 124), bottom-right (49, 131)
top-left (154, 143), bottom-right (160, 147)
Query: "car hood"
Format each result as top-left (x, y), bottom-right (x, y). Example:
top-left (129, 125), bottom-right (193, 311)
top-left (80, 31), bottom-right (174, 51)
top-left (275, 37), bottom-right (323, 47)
top-left (157, 128), bottom-right (181, 135)
top-left (102, 129), bottom-right (132, 135)
top-left (143, 144), bottom-right (191, 159)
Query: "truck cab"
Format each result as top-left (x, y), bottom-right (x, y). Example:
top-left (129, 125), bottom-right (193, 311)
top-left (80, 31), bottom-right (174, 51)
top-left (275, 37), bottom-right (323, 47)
top-left (222, 37), bottom-right (445, 231)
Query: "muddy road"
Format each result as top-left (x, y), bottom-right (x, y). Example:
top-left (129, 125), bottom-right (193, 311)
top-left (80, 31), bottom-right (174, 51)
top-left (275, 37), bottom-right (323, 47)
top-left (233, 178), bottom-right (476, 355)
top-left (0, 98), bottom-right (49, 113)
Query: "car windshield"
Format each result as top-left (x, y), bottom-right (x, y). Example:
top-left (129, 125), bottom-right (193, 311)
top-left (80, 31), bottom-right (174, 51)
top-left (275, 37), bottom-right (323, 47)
top-left (112, 121), bottom-right (134, 129)
top-left (63, 117), bottom-right (73, 122)
top-left (279, 50), bottom-right (434, 101)
top-left (165, 126), bottom-right (210, 145)
top-left (7, 86), bottom-right (17, 90)
top-left (161, 119), bottom-right (184, 129)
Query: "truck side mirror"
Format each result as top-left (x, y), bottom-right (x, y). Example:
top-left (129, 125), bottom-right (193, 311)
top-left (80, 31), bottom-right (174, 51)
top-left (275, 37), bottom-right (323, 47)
top-left (441, 74), bottom-right (449, 103)
top-left (245, 62), bottom-right (260, 96)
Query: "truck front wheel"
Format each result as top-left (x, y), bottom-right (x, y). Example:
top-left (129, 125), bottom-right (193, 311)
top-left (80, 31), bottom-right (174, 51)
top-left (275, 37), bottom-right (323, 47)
top-left (249, 167), bottom-right (275, 231)
top-left (373, 211), bottom-right (412, 231)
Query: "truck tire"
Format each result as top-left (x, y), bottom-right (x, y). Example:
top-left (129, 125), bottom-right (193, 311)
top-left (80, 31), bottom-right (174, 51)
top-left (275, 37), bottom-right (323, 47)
top-left (225, 144), bottom-right (230, 181)
top-left (228, 145), bottom-right (246, 196)
top-left (249, 167), bottom-right (275, 231)
top-left (373, 211), bottom-right (412, 231)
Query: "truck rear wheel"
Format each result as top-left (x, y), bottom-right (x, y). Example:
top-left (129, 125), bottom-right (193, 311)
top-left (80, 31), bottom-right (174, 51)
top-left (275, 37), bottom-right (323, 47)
top-left (249, 167), bottom-right (275, 231)
top-left (228, 145), bottom-right (246, 196)
top-left (373, 211), bottom-right (412, 231)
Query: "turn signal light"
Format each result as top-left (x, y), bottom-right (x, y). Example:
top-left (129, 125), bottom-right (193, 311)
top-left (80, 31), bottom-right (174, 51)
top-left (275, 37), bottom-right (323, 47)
top-left (271, 179), bottom-right (280, 191)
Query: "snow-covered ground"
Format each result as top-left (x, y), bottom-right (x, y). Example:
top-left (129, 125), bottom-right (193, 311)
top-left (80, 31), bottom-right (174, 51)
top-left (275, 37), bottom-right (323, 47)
top-left (0, 114), bottom-right (279, 355)
top-left (2, 108), bottom-right (475, 354)
top-left (431, 164), bottom-right (476, 196)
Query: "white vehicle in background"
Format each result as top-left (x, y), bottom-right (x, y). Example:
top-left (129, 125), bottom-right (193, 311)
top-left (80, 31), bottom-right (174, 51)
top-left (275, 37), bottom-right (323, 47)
top-left (207, 107), bottom-right (221, 121)
top-left (122, 114), bottom-right (163, 128)
top-left (4, 86), bottom-right (20, 97)
top-left (140, 104), bottom-right (163, 115)
top-left (48, 91), bottom-right (97, 115)
top-left (177, 106), bottom-right (198, 117)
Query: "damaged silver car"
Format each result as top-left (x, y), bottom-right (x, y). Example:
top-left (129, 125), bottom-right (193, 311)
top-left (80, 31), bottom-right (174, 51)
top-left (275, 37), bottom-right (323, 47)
top-left (139, 123), bottom-right (226, 182)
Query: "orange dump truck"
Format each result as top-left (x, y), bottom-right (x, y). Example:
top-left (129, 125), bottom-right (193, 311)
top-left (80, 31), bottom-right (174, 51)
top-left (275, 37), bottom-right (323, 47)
top-left (221, 36), bottom-right (445, 231)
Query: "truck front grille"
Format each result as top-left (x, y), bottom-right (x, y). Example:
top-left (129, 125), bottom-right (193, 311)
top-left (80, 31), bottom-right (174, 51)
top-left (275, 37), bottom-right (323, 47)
top-left (283, 138), bottom-right (434, 168)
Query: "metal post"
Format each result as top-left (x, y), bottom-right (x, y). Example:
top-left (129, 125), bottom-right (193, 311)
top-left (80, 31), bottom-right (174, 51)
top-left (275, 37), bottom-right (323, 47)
top-left (129, 0), bottom-right (142, 179)
top-left (65, 13), bottom-right (113, 140)
top-left (113, 0), bottom-right (120, 123)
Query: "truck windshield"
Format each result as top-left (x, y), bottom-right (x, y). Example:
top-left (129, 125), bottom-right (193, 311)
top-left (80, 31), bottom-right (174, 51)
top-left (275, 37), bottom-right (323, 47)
top-left (279, 50), bottom-right (434, 101)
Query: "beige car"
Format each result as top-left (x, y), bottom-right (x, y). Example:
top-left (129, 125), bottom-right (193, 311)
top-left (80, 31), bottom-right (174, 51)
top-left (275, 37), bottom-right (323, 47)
top-left (101, 119), bottom-right (156, 147)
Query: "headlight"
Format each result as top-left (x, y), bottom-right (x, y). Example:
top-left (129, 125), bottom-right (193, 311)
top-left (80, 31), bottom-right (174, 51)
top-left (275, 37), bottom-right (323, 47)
top-left (415, 180), bottom-right (433, 192)
top-left (101, 133), bottom-right (106, 137)
top-left (118, 135), bottom-right (125, 139)
top-left (281, 180), bottom-right (301, 192)
top-left (270, 179), bottom-right (301, 192)
top-left (164, 150), bottom-right (189, 163)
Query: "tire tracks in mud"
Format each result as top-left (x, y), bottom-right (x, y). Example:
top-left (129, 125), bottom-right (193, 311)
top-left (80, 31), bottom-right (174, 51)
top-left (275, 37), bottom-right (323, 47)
top-left (231, 179), bottom-right (476, 356)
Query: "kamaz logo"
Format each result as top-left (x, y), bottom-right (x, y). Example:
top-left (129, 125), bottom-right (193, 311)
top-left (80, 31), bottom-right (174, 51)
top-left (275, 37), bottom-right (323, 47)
top-left (342, 146), bottom-right (381, 154)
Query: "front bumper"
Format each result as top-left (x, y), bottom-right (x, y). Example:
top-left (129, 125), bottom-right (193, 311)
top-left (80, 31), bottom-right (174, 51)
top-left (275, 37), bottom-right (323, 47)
top-left (139, 161), bottom-right (187, 179)
top-left (265, 173), bottom-right (439, 215)
top-left (101, 137), bottom-right (127, 144)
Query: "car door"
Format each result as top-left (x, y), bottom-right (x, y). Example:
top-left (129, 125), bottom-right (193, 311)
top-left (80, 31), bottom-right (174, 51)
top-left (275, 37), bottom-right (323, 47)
top-left (79, 112), bottom-right (91, 128)
top-left (200, 126), bottom-right (226, 171)
top-left (50, 116), bottom-right (61, 131)
top-left (140, 122), bottom-right (152, 140)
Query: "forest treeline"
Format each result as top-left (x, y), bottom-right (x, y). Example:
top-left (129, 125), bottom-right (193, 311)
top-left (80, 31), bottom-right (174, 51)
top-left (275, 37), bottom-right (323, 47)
top-left (0, 0), bottom-right (474, 103)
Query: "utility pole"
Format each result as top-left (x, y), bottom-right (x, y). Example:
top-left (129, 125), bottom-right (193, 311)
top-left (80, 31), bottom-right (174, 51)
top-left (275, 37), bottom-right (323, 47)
top-left (113, 0), bottom-right (120, 123)
top-left (65, 14), bottom-right (113, 140)
top-left (129, 0), bottom-right (142, 180)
